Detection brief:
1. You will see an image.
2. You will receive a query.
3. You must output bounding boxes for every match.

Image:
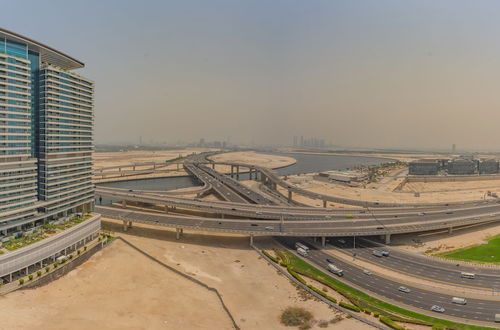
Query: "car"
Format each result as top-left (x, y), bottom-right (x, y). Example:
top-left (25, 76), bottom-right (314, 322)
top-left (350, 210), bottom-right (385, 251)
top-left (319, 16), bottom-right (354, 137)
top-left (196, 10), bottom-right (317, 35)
top-left (363, 269), bottom-right (372, 275)
top-left (250, 224), bottom-right (258, 227)
top-left (359, 210), bottom-right (366, 214)
top-left (398, 286), bottom-right (410, 293)
top-left (338, 239), bottom-right (346, 244)
top-left (376, 226), bottom-right (384, 230)
top-left (430, 305), bottom-right (445, 313)
top-left (264, 226), bottom-right (274, 231)
top-left (418, 212), bottom-right (426, 216)
top-left (445, 210), bottom-right (453, 214)
top-left (256, 211), bottom-right (263, 215)
top-left (324, 215), bottom-right (331, 219)
top-left (381, 250), bottom-right (390, 257)
top-left (326, 258), bottom-right (335, 263)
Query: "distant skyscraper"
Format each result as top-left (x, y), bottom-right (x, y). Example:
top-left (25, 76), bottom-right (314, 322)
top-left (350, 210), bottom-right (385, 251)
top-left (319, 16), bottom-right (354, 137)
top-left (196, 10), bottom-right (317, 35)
top-left (293, 136), bottom-right (298, 147)
top-left (452, 144), bottom-right (456, 153)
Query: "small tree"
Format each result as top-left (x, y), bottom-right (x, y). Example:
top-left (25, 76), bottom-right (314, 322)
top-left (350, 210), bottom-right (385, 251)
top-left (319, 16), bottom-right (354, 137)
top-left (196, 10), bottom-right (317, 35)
top-left (45, 266), bottom-right (50, 273)
top-left (28, 274), bottom-right (33, 281)
top-left (37, 271), bottom-right (42, 277)
top-left (77, 249), bottom-right (81, 255)
top-left (19, 279), bottom-right (24, 285)
top-left (53, 263), bottom-right (58, 269)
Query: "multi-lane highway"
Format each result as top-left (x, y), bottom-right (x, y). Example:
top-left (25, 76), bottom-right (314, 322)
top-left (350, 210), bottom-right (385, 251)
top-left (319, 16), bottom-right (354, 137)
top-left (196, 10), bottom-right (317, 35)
top-left (328, 237), bottom-right (500, 290)
top-left (275, 237), bottom-right (500, 324)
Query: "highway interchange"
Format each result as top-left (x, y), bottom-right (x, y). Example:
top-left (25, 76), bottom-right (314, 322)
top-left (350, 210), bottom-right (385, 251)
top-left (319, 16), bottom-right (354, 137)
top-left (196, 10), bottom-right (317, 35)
top-left (96, 155), bottom-right (500, 326)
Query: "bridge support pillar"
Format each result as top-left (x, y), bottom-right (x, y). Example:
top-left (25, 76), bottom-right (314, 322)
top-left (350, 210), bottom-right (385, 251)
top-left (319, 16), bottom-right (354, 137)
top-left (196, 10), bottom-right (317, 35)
top-left (385, 234), bottom-right (391, 244)
top-left (448, 227), bottom-right (453, 234)
top-left (323, 200), bottom-right (327, 208)
top-left (212, 163), bottom-right (215, 169)
top-left (230, 165), bottom-right (234, 177)
top-left (249, 169), bottom-right (253, 180)
top-left (249, 234), bottom-right (254, 246)
top-left (128, 221), bottom-right (133, 229)
top-left (288, 190), bottom-right (293, 202)
top-left (164, 205), bottom-right (169, 213)
top-left (176, 227), bottom-right (182, 240)
top-left (321, 236), bottom-right (326, 247)
top-left (123, 220), bottom-right (128, 232)
top-left (122, 200), bottom-right (126, 208)
top-left (133, 165), bottom-right (135, 171)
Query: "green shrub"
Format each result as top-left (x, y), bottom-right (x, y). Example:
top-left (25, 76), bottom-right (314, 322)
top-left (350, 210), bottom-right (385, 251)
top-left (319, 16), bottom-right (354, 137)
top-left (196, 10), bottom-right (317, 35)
top-left (53, 263), bottom-right (58, 268)
top-left (37, 271), bottom-right (42, 277)
top-left (280, 307), bottom-right (313, 327)
top-left (28, 274), bottom-right (33, 281)
top-left (84, 246), bottom-right (87, 251)
top-left (77, 249), bottom-right (81, 255)
top-left (19, 279), bottom-right (24, 285)
top-left (380, 316), bottom-right (405, 330)
top-left (69, 254), bottom-right (73, 259)
top-left (373, 312), bottom-right (380, 318)
top-left (364, 308), bottom-right (372, 315)
top-left (339, 301), bottom-right (361, 312)
top-left (261, 250), bottom-right (279, 263)
top-left (45, 266), bottom-right (50, 273)
top-left (318, 320), bottom-right (329, 328)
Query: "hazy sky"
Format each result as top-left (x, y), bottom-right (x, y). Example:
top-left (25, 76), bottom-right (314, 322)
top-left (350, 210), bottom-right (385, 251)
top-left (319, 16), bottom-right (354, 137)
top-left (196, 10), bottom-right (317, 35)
top-left (4, 0), bottom-right (500, 150)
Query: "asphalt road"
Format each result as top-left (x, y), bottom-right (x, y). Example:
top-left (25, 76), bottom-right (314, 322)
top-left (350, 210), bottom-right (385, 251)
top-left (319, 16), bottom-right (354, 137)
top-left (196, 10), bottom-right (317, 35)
top-left (327, 237), bottom-right (500, 290)
top-left (276, 237), bottom-right (500, 324)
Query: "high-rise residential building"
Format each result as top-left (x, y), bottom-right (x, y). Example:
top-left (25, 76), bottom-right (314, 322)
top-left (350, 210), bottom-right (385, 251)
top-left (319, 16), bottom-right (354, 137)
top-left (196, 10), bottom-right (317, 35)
top-left (0, 28), bottom-right (99, 282)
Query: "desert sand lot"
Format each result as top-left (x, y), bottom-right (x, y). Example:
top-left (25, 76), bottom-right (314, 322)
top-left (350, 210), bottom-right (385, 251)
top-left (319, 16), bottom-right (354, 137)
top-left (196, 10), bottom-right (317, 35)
top-left (0, 219), bottom-right (373, 330)
top-left (209, 151), bottom-right (296, 171)
top-left (94, 148), bottom-right (216, 168)
top-left (279, 175), bottom-right (500, 207)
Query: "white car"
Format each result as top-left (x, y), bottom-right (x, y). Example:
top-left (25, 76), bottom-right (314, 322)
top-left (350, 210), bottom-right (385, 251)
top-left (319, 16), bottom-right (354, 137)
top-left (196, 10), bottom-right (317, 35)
top-left (398, 286), bottom-right (410, 293)
top-left (430, 305), bottom-right (445, 313)
top-left (363, 269), bottom-right (372, 275)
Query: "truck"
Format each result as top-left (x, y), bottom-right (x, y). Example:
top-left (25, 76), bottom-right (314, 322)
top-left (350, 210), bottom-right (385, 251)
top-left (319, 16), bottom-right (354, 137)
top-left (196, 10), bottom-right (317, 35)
top-left (297, 247), bottom-right (308, 257)
top-left (295, 242), bottom-right (309, 252)
top-left (327, 264), bottom-right (344, 277)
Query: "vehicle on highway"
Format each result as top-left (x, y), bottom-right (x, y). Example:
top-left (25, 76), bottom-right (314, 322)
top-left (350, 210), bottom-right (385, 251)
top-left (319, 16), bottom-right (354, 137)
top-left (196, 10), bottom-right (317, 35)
top-left (295, 242), bottom-right (310, 252)
top-left (373, 250), bottom-right (384, 257)
top-left (452, 297), bottom-right (467, 305)
top-left (251, 224), bottom-right (258, 227)
top-left (338, 239), bottom-right (346, 244)
top-left (460, 272), bottom-right (475, 279)
top-left (327, 263), bottom-right (344, 277)
top-left (381, 250), bottom-right (390, 257)
top-left (398, 286), bottom-right (410, 293)
top-left (430, 305), bottom-right (445, 313)
top-left (264, 226), bottom-right (273, 231)
top-left (445, 210), bottom-right (453, 214)
top-left (418, 212), bottom-right (426, 216)
top-left (297, 247), bottom-right (309, 257)
top-left (495, 314), bottom-right (500, 323)
top-left (376, 226), bottom-right (384, 230)
top-left (256, 211), bottom-right (263, 215)
top-left (326, 258), bottom-right (334, 263)
top-left (363, 269), bottom-right (372, 275)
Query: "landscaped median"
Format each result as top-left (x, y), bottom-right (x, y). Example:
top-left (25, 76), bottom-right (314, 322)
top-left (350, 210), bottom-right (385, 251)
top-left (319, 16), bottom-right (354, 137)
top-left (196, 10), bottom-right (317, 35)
top-left (262, 249), bottom-right (496, 330)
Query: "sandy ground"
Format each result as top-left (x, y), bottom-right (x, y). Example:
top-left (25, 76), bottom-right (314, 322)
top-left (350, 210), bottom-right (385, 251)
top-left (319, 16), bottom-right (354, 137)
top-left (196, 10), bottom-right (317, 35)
top-left (209, 151), bottom-right (296, 174)
top-left (401, 179), bottom-right (500, 193)
top-left (94, 148), bottom-right (217, 169)
top-left (0, 239), bottom-right (233, 330)
top-left (279, 174), bottom-right (500, 206)
top-left (0, 219), bottom-right (375, 330)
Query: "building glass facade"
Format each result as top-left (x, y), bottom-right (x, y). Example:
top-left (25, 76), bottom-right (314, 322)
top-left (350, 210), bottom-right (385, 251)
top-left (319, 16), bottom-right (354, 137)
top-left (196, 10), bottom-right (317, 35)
top-left (0, 29), bottom-right (94, 235)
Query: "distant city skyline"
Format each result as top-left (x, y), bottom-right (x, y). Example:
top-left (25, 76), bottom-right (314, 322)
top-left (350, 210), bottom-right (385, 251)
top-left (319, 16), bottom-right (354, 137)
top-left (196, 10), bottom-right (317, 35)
top-left (4, 1), bottom-right (500, 151)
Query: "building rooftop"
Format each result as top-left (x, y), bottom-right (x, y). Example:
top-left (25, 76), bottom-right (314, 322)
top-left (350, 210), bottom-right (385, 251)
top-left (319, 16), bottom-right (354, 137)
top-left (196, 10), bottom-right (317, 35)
top-left (0, 27), bottom-right (84, 70)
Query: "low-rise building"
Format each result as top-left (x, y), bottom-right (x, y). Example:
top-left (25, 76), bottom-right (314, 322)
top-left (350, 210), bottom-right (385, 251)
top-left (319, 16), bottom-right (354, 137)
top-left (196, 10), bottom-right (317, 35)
top-left (408, 159), bottom-right (439, 175)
